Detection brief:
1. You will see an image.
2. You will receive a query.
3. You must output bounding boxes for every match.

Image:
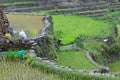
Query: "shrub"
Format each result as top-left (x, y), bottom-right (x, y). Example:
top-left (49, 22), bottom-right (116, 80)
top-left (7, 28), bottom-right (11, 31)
top-left (75, 35), bottom-right (87, 49)
top-left (55, 30), bottom-right (63, 39)
top-left (6, 50), bottom-right (27, 61)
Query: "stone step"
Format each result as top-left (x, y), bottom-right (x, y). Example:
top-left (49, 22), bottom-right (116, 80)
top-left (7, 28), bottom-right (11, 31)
top-left (28, 49), bottom-right (37, 57)
top-left (31, 46), bottom-right (36, 49)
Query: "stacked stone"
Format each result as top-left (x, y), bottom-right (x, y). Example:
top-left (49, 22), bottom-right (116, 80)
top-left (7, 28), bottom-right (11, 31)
top-left (0, 6), bottom-right (13, 36)
top-left (80, 0), bottom-right (118, 3)
top-left (34, 15), bottom-right (57, 60)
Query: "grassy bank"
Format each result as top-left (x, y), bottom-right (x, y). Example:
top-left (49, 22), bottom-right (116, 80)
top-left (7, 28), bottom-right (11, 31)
top-left (0, 2), bottom-right (35, 6)
top-left (84, 40), bottom-right (104, 54)
top-left (97, 11), bottom-right (120, 24)
top-left (56, 50), bottom-right (97, 70)
top-left (108, 25), bottom-right (120, 73)
top-left (117, 24), bottom-right (120, 36)
top-left (109, 58), bottom-right (120, 73)
top-left (32, 60), bottom-right (119, 80)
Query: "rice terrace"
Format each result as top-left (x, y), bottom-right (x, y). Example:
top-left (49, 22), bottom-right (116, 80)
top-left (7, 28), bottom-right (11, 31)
top-left (1, 0), bottom-right (120, 80)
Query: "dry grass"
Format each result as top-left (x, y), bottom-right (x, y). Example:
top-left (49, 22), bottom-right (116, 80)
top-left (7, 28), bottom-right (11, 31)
top-left (0, 61), bottom-right (62, 80)
top-left (117, 24), bottom-right (120, 36)
top-left (6, 14), bottom-right (44, 39)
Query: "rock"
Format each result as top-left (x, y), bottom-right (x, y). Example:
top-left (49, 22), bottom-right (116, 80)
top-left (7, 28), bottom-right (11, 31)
top-left (31, 46), bottom-right (35, 49)
top-left (36, 57), bottom-right (43, 61)
top-left (34, 56), bottom-right (117, 78)
top-left (111, 75), bottom-right (115, 78)
top-left (100, 66), bottom-right (110, 74)
top-left (78, 70), bottom-right (84, 73)
top-left (105, 73), bottom-right (110, 77)
top-left (27, 40), bottom-right (35, 44)
top-left (92, 66), bottom-right (110, 74)
top-left (88, 72), bottom-right (94, 75)
top-left (7, 27), bottom-right (13, 36)
top-left (28, 49), bottom-right (37, 57)
top-left (95, 73), bottom-right (101, 76)
top-left (67, 68), bottom-right (74, 72)
top-left (93, 69), bottom-right (100, 73)
top-left (29, 49), bottom-right (35, 53)
top-left (32, 42), bottom-right (37, 46)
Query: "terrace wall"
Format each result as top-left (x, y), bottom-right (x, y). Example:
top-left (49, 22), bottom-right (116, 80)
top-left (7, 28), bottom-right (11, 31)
top-left (0, 7), bottom-right (57, 60)
top-left (4, 1), bottom-right (120, 17)
top-left (34, 15), bottom-right (57, 60)
top-left (0, 7), bottom-right (13, 35)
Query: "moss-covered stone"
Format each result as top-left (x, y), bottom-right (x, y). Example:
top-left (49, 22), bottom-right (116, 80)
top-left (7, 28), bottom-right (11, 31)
top-left (34, 15), bottom-right (57, 60)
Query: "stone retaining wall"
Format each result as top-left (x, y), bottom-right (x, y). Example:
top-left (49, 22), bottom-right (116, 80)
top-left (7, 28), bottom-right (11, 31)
top-left (5, 2), bottom-right (120, 17)
top-left (0, 6), bottom-right (13, 35)
top-left (4, 2), bottom-right (107, 12)
top-left (33, 56), bottom-right (116, 78)
top-left (0, 0), bottom-right (67, 4)
top-left (0, 9), bottom-right (56, 60)
top-left (33, 15), bottom-right (57, 60)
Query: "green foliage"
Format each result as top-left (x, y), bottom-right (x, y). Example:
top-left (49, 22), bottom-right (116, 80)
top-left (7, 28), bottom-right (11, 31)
top-left (84, 40), bottom-right (105, 54)
top-left (6, 50), bottom-right (26, 61)
top-left (117, 25), bottom-right (120, 37)
top-left (75, 35), bottom-right (87, 49)
top-left (55, 30), bottom-right (63, 39)
top-left (35, 45), bottom-right (42, 57)
top-left (53, 15), bottom-right (110, 45)
top-left (56, 50), bottom-right (97, 70)
top-left (31, 60), bottom-right (119, 80)
top-left (25, 57), bottom-right (35, 65)
top-left (109, 58), bottom-right (120, 73)
top-left (107, 25), bottom-right (120, 54)
top-left (102, 41), bottom-right (120, 55)
top-left (97, 11), bottom-right (120, 24)
top-left (0, 1), bottom-right (35, 4)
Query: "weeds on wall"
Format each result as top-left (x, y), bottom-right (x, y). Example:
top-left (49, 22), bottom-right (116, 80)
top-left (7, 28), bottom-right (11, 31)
top-left (55, 30), bottom-right (63, 39)
top-left (31, 60), bottom-right (118, 80)
top-left (74, 34), bottom-right (87, 49)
